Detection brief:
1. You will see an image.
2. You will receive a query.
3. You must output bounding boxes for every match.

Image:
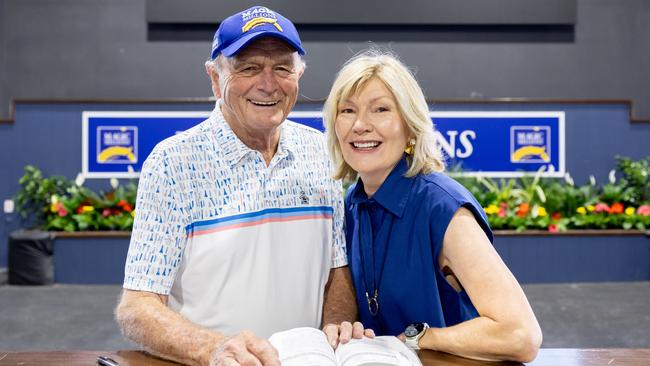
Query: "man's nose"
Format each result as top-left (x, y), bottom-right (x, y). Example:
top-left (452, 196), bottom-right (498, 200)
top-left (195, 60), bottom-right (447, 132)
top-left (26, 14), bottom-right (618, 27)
top-left (257, 68), bottom-right (279, 93)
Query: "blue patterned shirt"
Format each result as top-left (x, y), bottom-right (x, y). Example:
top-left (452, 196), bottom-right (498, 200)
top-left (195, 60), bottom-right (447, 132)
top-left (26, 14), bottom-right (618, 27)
top-left (123, 101), bottom-right (346, 337)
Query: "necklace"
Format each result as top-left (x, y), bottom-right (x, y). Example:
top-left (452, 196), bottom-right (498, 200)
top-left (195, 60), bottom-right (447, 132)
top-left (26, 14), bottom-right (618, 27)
top-left (358, 200), bottom-right (392, 317)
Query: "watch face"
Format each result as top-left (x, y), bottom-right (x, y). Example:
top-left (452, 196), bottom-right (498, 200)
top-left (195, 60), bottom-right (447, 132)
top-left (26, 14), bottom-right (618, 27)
top-left (405, 323), bottom-right (424, 337)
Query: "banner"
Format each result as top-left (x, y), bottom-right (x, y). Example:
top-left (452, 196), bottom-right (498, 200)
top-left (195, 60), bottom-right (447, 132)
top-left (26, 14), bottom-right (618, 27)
top-left (82, 110), bottom-right (564, 178)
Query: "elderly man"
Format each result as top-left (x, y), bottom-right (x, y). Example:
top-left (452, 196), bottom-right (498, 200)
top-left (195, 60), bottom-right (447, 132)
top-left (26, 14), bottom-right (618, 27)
top-left (116, 6), bottom-right (367, 366)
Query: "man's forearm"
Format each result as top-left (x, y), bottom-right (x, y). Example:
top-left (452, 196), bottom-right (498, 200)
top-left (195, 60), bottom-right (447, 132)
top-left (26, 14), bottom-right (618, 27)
top-left (321, 267), bottom-right (358, 326)
top-left (116, 290), bottom-right (226, 366)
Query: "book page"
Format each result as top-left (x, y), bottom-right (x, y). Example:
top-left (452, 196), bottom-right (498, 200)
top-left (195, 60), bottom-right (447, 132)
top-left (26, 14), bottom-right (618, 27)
top-left (268, 327), bottom-right (337, 366)
top-left (334, 336), bottom-right (422, 366)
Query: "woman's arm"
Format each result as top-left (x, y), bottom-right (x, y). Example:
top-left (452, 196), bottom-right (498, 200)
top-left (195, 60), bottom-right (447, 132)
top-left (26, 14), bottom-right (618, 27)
top-left (418, 207), bottom-right (543, 362)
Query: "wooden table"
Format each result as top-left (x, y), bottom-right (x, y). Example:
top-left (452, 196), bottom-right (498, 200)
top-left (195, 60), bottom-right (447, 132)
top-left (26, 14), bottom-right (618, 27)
top-left (1, 349), bottom-right (649, 365)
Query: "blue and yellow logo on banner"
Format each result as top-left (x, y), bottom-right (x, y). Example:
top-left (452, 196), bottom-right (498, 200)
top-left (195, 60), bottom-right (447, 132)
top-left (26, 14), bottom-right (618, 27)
top-left (510, 126), bottom-right (551, 163)
top-left (96, 126), bottom-right (138, 164)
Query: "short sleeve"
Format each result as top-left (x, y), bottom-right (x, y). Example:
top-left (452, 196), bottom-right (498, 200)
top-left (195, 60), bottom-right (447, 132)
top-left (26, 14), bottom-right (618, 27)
top-left (123, 152), bottom-right (189, 294)
top-left (330, 178), bottom-right (348, 268)
top-left (426, 175), bottom-right (494, 261)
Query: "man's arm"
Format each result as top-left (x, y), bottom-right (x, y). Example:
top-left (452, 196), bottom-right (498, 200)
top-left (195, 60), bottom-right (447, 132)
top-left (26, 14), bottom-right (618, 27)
top-left (321, 267), bottom-right (372, 347)
top-left (115, 289), bottom-right (280, 366)
top-left (322, 267), bottom-right (357, 326)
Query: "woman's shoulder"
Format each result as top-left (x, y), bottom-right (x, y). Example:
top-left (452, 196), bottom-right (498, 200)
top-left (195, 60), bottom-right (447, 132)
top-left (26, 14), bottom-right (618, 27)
top-left (416, 172), bottom-right (473, 204)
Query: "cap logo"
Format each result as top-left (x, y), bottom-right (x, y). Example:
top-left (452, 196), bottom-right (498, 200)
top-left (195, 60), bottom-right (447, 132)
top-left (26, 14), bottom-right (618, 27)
top-left (242, 17), bottom-right (283, 33)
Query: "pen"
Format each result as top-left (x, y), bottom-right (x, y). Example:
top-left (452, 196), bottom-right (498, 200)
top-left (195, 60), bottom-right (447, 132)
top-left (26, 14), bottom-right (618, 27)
top-left (97, 355), bottom-right (120, 366)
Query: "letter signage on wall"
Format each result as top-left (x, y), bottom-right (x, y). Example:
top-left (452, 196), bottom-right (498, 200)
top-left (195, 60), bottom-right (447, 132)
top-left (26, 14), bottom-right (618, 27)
top-left (83, 110), bottom-right (564, 178)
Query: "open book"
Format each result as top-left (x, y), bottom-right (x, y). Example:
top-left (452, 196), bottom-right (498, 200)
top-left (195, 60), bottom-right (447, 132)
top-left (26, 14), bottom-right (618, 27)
top-left (269, 327), bottom-right (422, 366)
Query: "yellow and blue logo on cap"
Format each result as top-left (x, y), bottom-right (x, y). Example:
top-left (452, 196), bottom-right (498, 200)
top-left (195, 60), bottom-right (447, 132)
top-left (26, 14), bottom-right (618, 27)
top-left (510, 126), bottom-right (551, 163)
top-left (211, 6), bottom-right (305, 59)
top-left (242, 17), bottom-right (283, 33)
top-left (97, 126), bottom-right (138, 164)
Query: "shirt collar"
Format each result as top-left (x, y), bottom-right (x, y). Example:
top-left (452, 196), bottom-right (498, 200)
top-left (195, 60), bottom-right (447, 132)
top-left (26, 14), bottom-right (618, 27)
top-left (211, 100), bottom-right (295, 167)
top-left (348, 157), bottom-right (413, 218)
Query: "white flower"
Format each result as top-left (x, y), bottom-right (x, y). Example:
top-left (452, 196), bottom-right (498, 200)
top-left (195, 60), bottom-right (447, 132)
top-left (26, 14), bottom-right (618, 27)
top-left (589, 175), bottom-right (596, 186)
top-left (536, 185), bottom-right (547, 203)
top-left (608, 169), bottom-right (616, 184)
top-left (564, 173), bottom-right (574, 186)
top-left (74, 173), bottom-right (85, 187)
top-left (110, 178), bottom-right (119, 189)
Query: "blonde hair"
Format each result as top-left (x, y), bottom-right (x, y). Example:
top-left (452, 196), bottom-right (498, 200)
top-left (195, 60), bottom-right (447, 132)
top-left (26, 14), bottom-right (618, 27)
top-left (323, 50), bottom-right (445, 182)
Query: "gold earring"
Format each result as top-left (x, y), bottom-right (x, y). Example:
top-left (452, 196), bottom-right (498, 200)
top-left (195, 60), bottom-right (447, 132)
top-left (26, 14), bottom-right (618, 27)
top-left (404, 138), bottom-right (416, 155)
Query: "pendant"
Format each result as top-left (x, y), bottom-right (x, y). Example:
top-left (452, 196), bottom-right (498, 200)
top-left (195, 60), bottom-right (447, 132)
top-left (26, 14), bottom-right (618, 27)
top-left (365, 290), bottom-right (379, 316)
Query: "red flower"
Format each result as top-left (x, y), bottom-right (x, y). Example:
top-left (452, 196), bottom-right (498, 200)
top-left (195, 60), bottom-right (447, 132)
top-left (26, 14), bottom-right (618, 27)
top-left (57, 207), bottom-right (68, 217)
top-left (76, 206), bottom-right (84, 214)
top-left (102, 208), bottom-right (112, 217)
top-left (610, 202), bottom-right (624, 214)
top-left (551, 212), bottom-right (562, 221)
top-left (117, 199), bottom-right (128, 208)
top-left (594, 203), bottom-right (610, 213)
top-left (548, 224), bottom-right (558, 233)
top-left (122, 203), bottom-right (133, 213)
top-left (516, 203), bottom-right (530, 217)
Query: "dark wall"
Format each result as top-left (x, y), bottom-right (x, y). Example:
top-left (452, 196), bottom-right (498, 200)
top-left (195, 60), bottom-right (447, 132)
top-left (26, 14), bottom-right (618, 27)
top-left (147, 0), bottom-right (576, 25)
top-left (1, 0), bottom-right (650, 121)
top-left (0, 1), bottom-right (6, 112)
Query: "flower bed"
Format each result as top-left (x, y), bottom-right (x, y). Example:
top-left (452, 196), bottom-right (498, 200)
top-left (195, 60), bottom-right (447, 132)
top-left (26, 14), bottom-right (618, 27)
top-left (14, 157), bottom-right (649, 233)
top-left (456, 156), bottom-right (649, 232)
top-left (16, 166), bottom-right (136, 232)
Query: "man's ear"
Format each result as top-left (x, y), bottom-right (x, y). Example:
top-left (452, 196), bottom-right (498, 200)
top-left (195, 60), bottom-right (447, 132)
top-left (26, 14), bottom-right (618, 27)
top-left (296, 64), bottom-right (305, 80)
top-left (205, 63), bottom-right (222, 98)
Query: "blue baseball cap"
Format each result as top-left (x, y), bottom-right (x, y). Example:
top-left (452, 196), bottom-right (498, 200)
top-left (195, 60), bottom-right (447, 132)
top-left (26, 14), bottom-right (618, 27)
top-left (211, 6), bottom-right (305, 59)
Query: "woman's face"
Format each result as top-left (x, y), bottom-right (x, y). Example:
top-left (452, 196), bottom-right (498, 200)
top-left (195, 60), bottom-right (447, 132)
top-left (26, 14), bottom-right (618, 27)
top-left (335, 78), bottom-right (410, 190)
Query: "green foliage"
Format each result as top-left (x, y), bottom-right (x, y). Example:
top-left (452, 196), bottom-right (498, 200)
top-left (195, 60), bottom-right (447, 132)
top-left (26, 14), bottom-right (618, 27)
top-left (15, 165), bottom-right (72, 228)
top-left (615, 156), bottom-right (649, 204)
top-left (15, 166), bottom-right (137, 232)
top-left (456, 156), bottom-right (650, 232)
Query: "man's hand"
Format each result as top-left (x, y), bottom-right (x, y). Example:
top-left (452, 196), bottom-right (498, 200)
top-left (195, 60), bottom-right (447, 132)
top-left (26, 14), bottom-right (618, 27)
top-left (322, 321), bottom-right (375, 349)
top-left (210, 330), bottom-right (280, 366)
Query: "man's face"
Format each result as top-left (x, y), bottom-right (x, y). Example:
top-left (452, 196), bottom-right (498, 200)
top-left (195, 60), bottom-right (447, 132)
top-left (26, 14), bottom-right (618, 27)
top-left (212, 37), bottom-right (304, 135)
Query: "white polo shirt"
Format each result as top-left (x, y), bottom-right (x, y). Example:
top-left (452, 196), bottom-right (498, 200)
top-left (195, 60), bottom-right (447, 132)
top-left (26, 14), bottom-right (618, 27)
top-left (123, 102), bottom-right (347, 338)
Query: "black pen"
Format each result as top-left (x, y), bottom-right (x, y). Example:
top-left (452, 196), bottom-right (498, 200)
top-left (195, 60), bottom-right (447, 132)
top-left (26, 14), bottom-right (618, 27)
top-left (97, 355), bottom-right (120, 366)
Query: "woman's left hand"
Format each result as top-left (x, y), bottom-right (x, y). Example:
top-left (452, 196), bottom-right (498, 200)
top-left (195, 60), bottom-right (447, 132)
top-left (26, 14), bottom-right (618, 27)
top-left (322, 321), bottom-right (375, 349)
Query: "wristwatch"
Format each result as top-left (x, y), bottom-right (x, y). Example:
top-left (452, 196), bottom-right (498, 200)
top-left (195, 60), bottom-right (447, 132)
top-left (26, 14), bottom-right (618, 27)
top-left (404, 322), bottom-right (429, 350)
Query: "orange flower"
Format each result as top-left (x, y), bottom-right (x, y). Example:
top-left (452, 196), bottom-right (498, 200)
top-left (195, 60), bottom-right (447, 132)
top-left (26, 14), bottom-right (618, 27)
top-left (610, 202), bottom-right (624, 214)
top-left (516, 203), bottom-right (530, 217)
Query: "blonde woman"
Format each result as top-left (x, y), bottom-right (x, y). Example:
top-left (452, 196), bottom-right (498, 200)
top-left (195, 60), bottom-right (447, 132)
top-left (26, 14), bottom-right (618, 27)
top-left (323, 51), bottom-right (542, 362)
